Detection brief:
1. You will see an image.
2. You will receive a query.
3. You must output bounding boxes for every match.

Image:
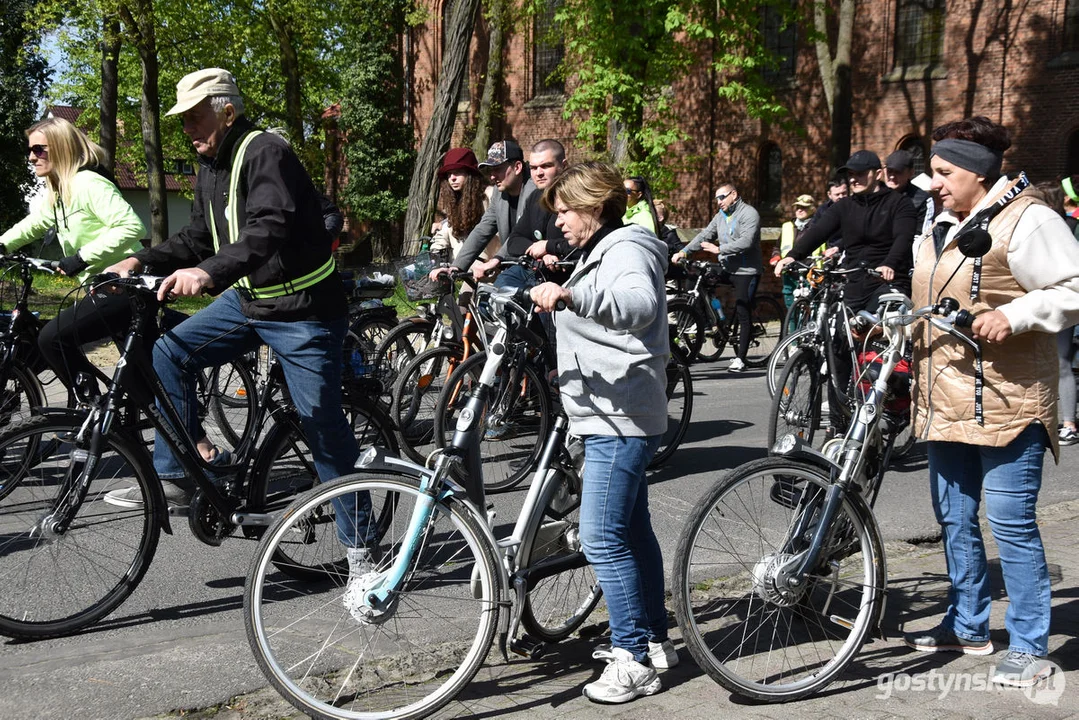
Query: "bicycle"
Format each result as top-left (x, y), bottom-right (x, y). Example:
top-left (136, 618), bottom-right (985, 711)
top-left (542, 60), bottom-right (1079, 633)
top-left (244, 285), bottom-right (602, 719)
top-left (0, 273), bottom-right (396, 639)
top-left (671, 290), bottom-right (979, 702)
top-left (668, 259), bottom-right (784, 367)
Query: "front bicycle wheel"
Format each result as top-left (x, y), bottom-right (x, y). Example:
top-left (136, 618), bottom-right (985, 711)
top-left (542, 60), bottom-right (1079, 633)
top-left (0, 359), bottom-right (44, 428)
top-left (743, 295), bottom-right (784, 368)
top-left (245, 475), bottom-right (499, 720)
top-left (768, 348), bottom-right (823, 449)
top-left (667, 299), bottom-right (706, 362)
top-left (766, 328), bottom-right (814, 398)
top-left (672, 457), bottom-right (884, 702)
top-left (0, 415), bottom-right (161, 639)
top-left (247, 400), bottom-right (400, 581)
top-left (390, 345), bottom-right (461, 465)
top-left (519, 466), bottom-right (602, 642)
top-left (650, 347), bottom-right (693, 469)
top-left (434, 350), bottom-right (551, 493)
top-left (781, 297), bottom-right (812, 341)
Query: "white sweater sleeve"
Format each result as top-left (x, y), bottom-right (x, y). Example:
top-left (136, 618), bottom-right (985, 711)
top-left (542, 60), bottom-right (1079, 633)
top-left (997, 204), bottom-right (1079, 335)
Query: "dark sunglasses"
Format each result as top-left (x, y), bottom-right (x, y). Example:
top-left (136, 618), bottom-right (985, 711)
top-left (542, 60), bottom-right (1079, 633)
top-left (29, 144), bottom-right (48, 158)
top-left (624, 187), bottom-right (640, 195)
top-left (715, 192), bottom-right (731, 201)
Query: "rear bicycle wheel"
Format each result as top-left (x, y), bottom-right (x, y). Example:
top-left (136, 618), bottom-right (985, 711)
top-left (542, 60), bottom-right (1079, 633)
top-left (767, 328), bottom-right (814, 398)
top-left (768, 348), bottom-right (823, 448)
top-left (781, 298), bottom-right (812, 341)
top-left (371, 318), bottom-right (437, 403)
top-left (390, 345), bottom-right (461, 465)
top-left (520, 466), bottom-right (601, 642)
top-left (667, 300), bottom-right (706, 362)
top-left (672, 457), bottom-right (884, 702)
top-left (244, 475), bottom-right (499, 720)
top-left (343, 315), bottom-right (396, 405)
top-left (650, 347), bottom-right (693, 469)
top-left (0, 415), bottom-right (161, 639)
top-left (201, 357), bottom-right (258, 449)
top-left (743, 295), bottom-right (784, 368)
top-left (247, 400), bottom-right (400, 581)
top-left (434, 350), bottom-right (551, 493)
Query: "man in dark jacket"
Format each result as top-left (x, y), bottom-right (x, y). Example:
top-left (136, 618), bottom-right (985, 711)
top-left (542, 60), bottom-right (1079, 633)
top-left (775, 149), bottom-right (917, 312)
top-left (103, 69), bottom-right (374, 570)
top-left (883, 149), bottom-right (932, 233)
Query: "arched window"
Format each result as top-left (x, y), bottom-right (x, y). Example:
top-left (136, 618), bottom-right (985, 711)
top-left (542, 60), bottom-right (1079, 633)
top-left (533, 0), bottom-right (565, 96)
top-left (757, 143), bottom-right (783, 213)
top-left (899, 136), bottom-right (928, 175)
top-left (441, 0), bottom-right (471, 104)
top-left (895, 0), bottom-right (946, 67)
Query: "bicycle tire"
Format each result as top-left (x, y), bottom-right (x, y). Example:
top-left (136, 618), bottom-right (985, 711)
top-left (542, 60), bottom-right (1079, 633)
top-left (390, 345), bottom-right (462, 465)
top-left (343, 316), bottom-right (397, 405)
top-left (672, 457), bottom-right (885, 702)
top-left (202, 357), bottom-right (258, 450)
top-left (0, 358), bottom-right (44, 428)
top-left (244, 475), bottom-right (499, 720)
top-left (781, 297), bottom-right (812, 342)
top-left (0, 415), bottom-right (161, 639)
top-left (371, 317), bottom-right (437, 401)
top-left (433, 350), bottom-right (551, 493)
top-left (247, 400), bottom-right (400, 581)
top-left (768, 348), bottom-right (823, 449)
top-left (519, 466), bottom-right (601, 642)
top-left (766, 328), bottom-right (815, 398)
top-left (743, 295), bottom-right (784, 368)
top-left (650, 347), bottom-right (693, 469)
top-left (667, 299), bottom-right (706, 362)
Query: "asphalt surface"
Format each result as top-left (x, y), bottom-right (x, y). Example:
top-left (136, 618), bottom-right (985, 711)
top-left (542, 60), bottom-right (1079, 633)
top-left (1, 358), bottom-right (1077, 720)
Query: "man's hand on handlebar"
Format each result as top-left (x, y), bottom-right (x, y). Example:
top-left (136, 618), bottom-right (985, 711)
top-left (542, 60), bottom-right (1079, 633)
top-left (874, 265), bottom-right (895, 282)
top-left (529, 282), bottom-right (572, 313)
top-left (105, 257), bottom-right (144, 277)
top-left (773, 255), bottom-right (795, 277)
top-left (472, 256), bottom-right (501, 281)
top-left (158, 267), bottom-right (213, 302)
top-left (971, 309), bottom-right (1012, 344)
top-left (526, 240), bottom-right (549, 259)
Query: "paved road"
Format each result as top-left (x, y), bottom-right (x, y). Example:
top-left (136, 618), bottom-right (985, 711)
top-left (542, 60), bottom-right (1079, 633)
top-left (2, 360), bottom-right (1077, 720)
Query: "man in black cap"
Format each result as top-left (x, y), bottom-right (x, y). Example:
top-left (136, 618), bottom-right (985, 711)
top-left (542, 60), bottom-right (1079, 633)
top-left (884, 149), bottom-right (932, 231)
top-left (775, 149), bottom-right (917, 311)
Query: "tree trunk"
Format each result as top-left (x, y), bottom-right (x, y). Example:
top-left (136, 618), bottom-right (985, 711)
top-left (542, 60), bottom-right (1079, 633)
top-left (403, 0), bottom-right (481, 255)
top-left (267, 7), bottom-right (306, 154)
top-left (99, 14), bottom-right (121, 173)
top-left (120, 0), bottom-right (168, 244)
top-left (813, 0), bottom-right (854, 171)
top-left (472, 0), bottom-right (505, 157)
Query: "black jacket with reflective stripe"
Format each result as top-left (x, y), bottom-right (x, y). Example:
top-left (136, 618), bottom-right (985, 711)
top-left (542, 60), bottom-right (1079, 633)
top-left (134, 117), bottom-right (346, 321)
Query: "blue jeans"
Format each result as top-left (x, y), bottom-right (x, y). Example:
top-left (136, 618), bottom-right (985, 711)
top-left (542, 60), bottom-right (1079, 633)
top-left (579, 434), bottom-right (666, 663)
top-left (152, 289), bottom-right (373, 546)
top-left (926, 423), bottom-right (1051, 655)
top-left (493, 263), bottom-right (536, 291)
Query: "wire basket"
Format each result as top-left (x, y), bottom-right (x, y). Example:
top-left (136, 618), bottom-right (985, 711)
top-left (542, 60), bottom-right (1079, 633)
top-left (396, 252), bottom-right (447, 301)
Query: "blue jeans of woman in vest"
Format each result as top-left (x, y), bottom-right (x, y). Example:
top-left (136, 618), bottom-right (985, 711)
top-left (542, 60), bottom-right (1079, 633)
top-left (151, 289), bottom-right (374, 547)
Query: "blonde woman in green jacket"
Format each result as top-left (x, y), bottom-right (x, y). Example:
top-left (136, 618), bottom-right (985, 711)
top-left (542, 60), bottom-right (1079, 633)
top-left (0, 117), bottom-right (145, 391)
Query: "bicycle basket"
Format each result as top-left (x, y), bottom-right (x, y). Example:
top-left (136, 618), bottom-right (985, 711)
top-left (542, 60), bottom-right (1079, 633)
top-left (396, 252), bottom-right (447, 301)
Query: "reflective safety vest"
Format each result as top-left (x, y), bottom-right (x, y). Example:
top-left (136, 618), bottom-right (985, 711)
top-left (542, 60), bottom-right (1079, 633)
top-left (207, 130), bottom-right (336, 299)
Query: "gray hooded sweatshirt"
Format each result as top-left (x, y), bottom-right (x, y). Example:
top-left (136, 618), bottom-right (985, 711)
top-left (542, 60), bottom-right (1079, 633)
top-left (557, 223), bottom-right (670, 437)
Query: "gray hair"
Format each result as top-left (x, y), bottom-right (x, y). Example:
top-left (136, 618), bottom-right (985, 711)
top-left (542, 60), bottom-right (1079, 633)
top-left (209, 94), bottom-right (245, 118)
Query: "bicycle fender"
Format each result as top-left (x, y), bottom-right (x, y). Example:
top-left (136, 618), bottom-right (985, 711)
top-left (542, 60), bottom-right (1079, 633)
top-left (355, 445), bottom-right (433, 478)
top-left (769, 434), bottom-right (838, 474)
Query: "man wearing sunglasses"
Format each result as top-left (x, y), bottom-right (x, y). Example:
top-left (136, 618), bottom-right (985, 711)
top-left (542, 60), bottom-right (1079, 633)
top-left (672, 182), bottom-right (762, 372)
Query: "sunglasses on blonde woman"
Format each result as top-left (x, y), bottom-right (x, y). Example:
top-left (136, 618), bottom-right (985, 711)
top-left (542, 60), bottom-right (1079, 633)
top-left (29, 145), bottom-right (48, 158)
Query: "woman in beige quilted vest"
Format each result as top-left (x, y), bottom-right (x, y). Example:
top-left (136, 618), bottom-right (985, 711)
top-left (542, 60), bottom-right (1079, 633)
top-left (901, 116), bottom-right (1079, 688)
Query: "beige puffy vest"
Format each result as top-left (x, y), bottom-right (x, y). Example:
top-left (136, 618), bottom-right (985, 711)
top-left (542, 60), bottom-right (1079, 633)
top-left (911, 190), bottom-right (1059, 459)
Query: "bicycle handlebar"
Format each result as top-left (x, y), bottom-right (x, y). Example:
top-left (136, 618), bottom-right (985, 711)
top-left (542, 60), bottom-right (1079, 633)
top-left (0, 253), bottom-right (59, 274)
top-left (90, 272), bottom-right (167, 295)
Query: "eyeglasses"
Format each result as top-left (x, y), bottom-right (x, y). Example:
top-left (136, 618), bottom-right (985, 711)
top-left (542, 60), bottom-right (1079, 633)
top-left (624, 187), bottom-right (639, 195)
top-left (29, 144), bottom-right (48, 158)
top-left (715, 192), bottom-right (731, 202)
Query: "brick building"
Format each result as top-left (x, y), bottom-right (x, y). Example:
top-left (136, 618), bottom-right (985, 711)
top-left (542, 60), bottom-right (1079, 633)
top-left (406, 0), bottom-right (1079, 229)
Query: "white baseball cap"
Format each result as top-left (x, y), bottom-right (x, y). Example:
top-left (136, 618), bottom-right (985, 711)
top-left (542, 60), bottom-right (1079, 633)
top-left (165, 68), bottom-right (241, 116)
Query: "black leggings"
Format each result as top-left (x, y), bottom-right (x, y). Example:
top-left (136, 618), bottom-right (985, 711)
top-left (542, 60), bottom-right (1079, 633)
top-left (37, 291), bottom-right (132, 393)
top-left (731, 274), bottom-right (759, 361)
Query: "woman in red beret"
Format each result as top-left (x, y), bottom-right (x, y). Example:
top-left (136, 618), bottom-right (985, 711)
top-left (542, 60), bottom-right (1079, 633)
top-left (430, 148), bottom-right (498, 269)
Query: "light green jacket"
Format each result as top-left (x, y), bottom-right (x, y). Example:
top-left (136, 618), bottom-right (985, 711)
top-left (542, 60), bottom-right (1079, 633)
top-left (623, 200), bottom-right (656, 234)
top-left (0, 169), bottom-right (146, 281)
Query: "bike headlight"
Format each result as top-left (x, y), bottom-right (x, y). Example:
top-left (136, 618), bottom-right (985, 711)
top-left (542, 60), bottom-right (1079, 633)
top-left (772, 433), bottom-right (799, 455)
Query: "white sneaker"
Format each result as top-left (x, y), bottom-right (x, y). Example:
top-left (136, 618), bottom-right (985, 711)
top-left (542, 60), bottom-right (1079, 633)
top-left (583, 647), bottom-right (662, 704)
top-left (728, 357), bottom-right (746, 373)
top-left (594, 639), bottom-right (679, 669)
top-left (342, 547), bottom-right (381, 622)
top-left (103, 481), bottom-right (191, 508)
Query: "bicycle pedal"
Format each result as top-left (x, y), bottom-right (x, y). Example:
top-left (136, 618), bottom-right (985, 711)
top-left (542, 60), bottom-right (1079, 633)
top-left (509, 634), bottom-right (546, 659)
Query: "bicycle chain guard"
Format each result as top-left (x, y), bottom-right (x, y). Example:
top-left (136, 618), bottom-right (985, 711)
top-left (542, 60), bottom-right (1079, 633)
top-left (188, 488), bottom-right (236, 546)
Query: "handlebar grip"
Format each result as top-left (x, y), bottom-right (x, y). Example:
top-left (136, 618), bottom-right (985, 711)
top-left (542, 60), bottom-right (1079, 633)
top-left (555, 299), bottom-right (567, 311)
top-left (955, 309), bottom-right (975, 329)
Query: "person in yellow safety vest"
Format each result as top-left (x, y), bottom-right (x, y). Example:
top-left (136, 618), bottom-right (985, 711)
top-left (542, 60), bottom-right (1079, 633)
top-left (101, 69), bottom-right (377, 587)
top-left (771, 194), bottom-right (823, 308)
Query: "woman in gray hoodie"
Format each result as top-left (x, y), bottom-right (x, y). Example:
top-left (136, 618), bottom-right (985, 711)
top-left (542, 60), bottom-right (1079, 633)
top-left (529, 162), bottom-right (673, 705)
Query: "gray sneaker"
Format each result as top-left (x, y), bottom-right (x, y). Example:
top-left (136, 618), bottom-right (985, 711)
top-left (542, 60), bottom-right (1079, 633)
top-left (902, 625), bottom-right (993, 655)
top-left (583, 647), bottom-right (662, 704)
top-left (992, 651), bottom-right (1054, 687)
top-left (594, 639), bottom-right (679, 669)
top-left (103, 480), bottom-right (191, 508)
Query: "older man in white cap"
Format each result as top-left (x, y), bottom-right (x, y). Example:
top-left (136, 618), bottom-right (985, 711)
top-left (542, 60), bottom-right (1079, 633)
top-left (104, 68), bottom-right (378, 588)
